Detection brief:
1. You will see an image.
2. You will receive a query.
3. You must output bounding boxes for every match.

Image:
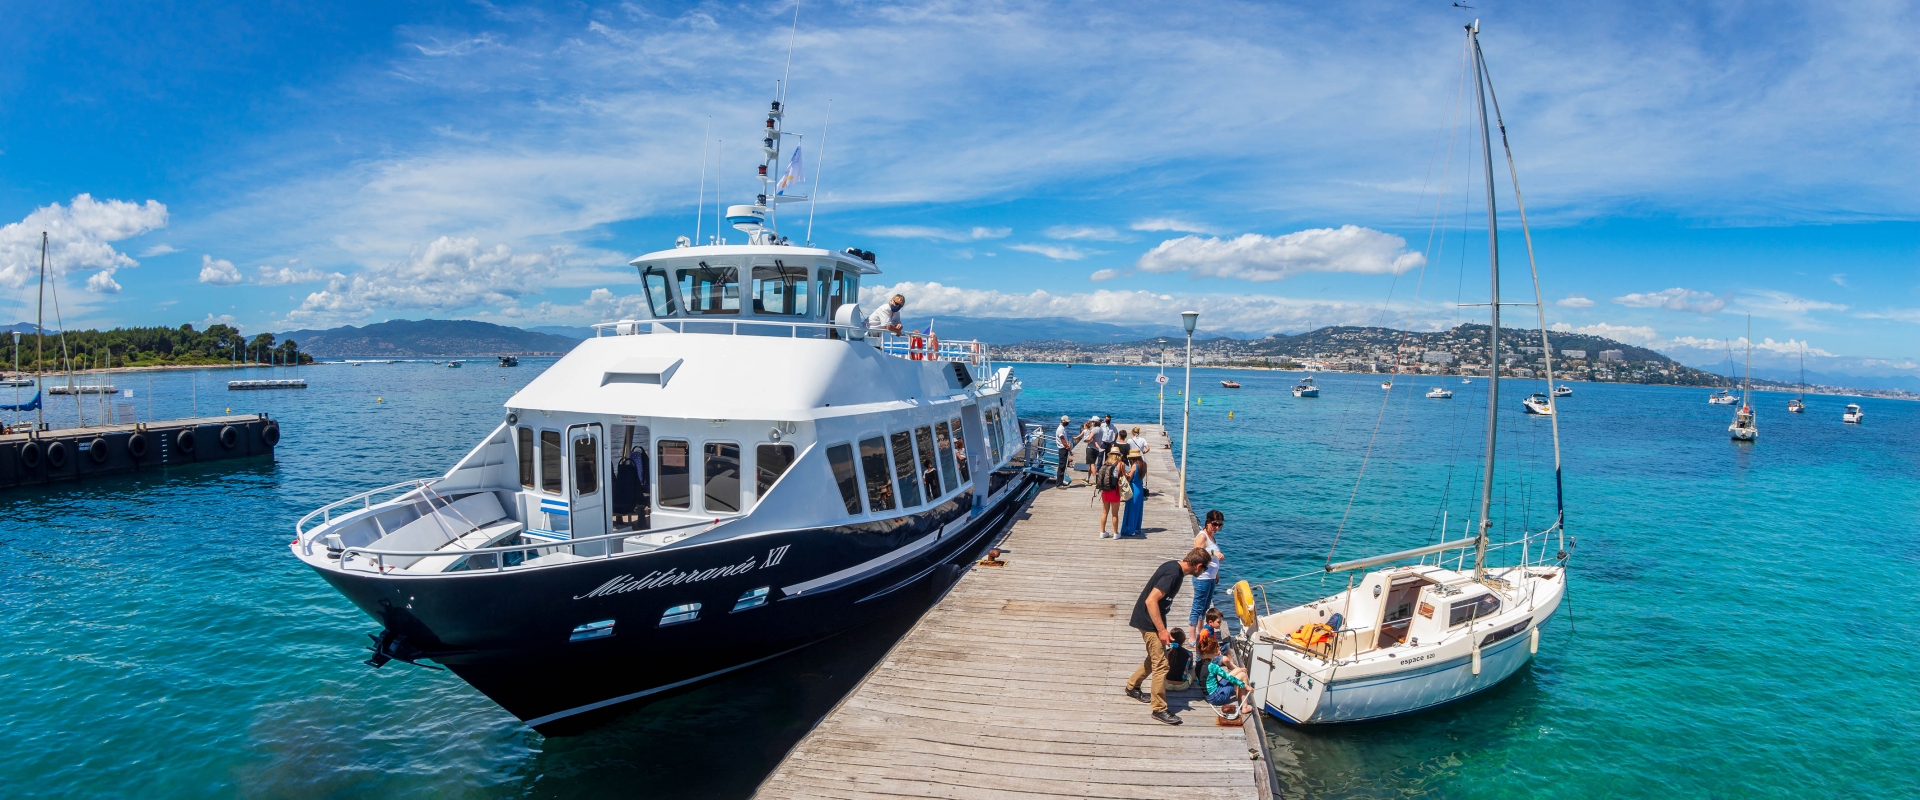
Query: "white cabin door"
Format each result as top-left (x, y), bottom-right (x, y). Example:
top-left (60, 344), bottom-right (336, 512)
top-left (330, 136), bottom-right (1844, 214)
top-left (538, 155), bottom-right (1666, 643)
top-left (567, 423), bottom-right (608, 555)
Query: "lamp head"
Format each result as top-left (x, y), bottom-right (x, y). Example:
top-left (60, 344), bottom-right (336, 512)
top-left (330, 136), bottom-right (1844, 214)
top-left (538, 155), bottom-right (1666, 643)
top-left (1181, 310), bottom-right (1199, 335)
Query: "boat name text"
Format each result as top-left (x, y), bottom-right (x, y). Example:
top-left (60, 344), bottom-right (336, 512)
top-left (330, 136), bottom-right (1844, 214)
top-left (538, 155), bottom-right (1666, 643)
top-left (573, 558), bottom-right (762, 600)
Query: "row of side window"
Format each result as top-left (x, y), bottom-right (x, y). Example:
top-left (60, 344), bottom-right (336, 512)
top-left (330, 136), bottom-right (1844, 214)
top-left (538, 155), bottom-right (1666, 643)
top-left (823, 418), bottom-right (970, 518)
top-left (640, 263), bottom-right (857, 321)
top-left (518, 426), bottom-right (793, 514)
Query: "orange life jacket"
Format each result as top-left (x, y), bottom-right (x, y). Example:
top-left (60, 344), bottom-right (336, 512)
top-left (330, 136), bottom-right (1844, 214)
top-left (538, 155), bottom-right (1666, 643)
top-left (1290, 623), bottom-right (1334, 649)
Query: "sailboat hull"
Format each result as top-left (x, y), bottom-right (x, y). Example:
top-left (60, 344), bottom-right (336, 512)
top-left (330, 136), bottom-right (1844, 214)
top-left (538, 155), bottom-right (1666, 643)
top-left (1264, 625), bottom-right (1541, 725)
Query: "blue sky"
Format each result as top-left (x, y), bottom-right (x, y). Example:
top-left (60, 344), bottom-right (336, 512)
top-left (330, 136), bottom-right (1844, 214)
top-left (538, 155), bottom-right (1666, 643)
top-left (1, 0), bottom-right (1915, 378)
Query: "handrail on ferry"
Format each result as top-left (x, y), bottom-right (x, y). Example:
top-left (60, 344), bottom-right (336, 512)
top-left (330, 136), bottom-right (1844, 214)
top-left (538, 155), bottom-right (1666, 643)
top-left (590, 318), bottom-right (993, 367)
top-left (295, 478), bottom-right (435, 550)
top-left (337, 516), bottom-right (739, 574)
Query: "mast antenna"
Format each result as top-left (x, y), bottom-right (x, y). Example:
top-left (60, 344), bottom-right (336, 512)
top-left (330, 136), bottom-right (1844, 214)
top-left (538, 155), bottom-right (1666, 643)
top-left (780, 2), bottom-right (800, 104)
top-left (806, 99), bottom-right (832, 246)
top-left (35, 233), bottom-right (46, 431)
top-left (695, 117), bottom-right (710, 245)
top-left (1469, 22), bottom-right (1498, 581)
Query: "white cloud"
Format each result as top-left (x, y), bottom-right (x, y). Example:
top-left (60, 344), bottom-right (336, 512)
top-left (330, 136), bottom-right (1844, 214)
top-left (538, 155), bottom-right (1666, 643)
top-left (1665, 335), bottom-right (1835, 357)
top-left (0, 194), bottom-right (167, 290)
top-left (86, 271), bottom-right (122, 294)
top-left (865, 280), bottom-right (1381, 336)
top-left (199, 255), bottom-right (243, 286)
top-left (1136, 226), bottom-right (1424, 282)
top-left (1008, 243), bottom-right (1096, 261)
top-left (1734, 289), bottom-right (1846, 322)
top-left (1612, 287), bottom-right (1727, 314)
top-left (199, 313), bottom-right (238, 328)
top-left (139, 244), bottom-right (179, 257)
top-left (1829, 273), bottom-right (1847, 288)
top-left (1556, 295), bottom-right (1595, 308)
top-left (861, 225), bottom-right (1010, 242)
top-left (1045, 225), bottom-right (1125, 241)
top-left (283, 236), bottom-right (560, 326)
top-left (1089, 268), bottom-right (1120, 282)
top-left (1130, 218), bottom-right (1219, 235)
top-left (1550, 321), bottom-right (1661, 347)
top-left (1856, 308), bottom-right (1920, 324)
top-left (256, 265), bottom-right (336, 286)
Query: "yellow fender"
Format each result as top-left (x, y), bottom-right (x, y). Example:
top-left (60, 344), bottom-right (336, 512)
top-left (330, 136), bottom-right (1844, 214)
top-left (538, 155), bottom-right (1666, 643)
top-left (1231, 580), bottom-right (1257, 627)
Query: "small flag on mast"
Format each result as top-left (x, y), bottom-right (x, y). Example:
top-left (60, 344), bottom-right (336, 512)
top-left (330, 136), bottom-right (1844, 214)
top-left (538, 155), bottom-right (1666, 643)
top-left (776, 146), bottom-right (804, 197)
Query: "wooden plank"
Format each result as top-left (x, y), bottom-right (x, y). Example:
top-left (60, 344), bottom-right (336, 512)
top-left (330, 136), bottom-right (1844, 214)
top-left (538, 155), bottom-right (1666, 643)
top-left (754, 424), bottom-right (1265, 800)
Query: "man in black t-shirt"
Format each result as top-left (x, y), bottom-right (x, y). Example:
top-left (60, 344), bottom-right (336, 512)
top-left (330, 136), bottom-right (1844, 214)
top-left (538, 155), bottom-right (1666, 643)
top-left (1123, 548), bottom-right (1212, 724)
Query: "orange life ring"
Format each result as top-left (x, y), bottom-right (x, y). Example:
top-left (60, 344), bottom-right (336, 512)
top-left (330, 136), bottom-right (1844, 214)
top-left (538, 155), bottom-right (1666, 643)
top-left (909, 334), bottom-right (925, 360)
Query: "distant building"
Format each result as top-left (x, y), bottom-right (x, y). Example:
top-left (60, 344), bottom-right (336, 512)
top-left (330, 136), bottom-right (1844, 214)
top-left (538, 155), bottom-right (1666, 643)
top-left (1422, 351), bottom-right (1455, 364)
top-left (1512, 368), bottom-right (1535, 378)
top-left (1519, 346), bottom-right (1543, 355)
top-left (1561, 349), bottom-right (1587, 359)
top-left (1598, 349), bottom-right (1625, 362)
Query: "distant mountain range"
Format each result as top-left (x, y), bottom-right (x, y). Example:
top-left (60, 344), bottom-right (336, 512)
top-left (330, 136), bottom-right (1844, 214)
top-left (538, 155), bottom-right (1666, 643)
top-left (276, 319), bottom-right (581, 358)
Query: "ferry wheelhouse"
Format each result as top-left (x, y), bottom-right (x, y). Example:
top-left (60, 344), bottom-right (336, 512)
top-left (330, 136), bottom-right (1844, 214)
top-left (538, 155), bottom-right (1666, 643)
top-left (291, 100), bottom-right (1038, 732)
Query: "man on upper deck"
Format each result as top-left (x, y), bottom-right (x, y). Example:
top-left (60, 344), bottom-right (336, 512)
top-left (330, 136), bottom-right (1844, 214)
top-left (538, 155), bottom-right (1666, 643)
top-left (867, 294), bottom-right (906, 335)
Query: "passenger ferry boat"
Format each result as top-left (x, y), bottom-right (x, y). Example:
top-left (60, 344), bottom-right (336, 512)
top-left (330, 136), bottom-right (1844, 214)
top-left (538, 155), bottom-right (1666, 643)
top-left (291, 95), bottom-right (1038, 732)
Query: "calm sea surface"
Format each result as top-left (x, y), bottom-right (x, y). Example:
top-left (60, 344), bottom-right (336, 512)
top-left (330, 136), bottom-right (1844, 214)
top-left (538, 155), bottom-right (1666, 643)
top-left (2, 360), bottom-right (1914, 798)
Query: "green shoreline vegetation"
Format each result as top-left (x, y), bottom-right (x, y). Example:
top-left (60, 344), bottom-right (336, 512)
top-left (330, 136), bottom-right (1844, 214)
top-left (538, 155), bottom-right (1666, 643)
top-left (1, 323), bottom-right (314, 372)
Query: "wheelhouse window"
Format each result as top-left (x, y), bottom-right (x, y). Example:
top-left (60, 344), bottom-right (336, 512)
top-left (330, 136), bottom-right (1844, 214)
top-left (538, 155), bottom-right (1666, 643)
top-left (678, 264), bottom-right (740, 315)
top-left (826, 443), bottom-right (863, 515)
top-left (641, 267), bottom-right (677, 317)
top-left (756, 443), bottom-right (795, 499)
top-left (572, 433), bottom-right (598, 495)
top-left (889, 431), bottom-right (922, 508)
top-left (934, 422), bottom-right (959, 493)
top-left (658, 440), bottom-right (691, 510)
top-left (539, 430), bottom-right (563, 494)
top-left (704, 442), bottom-right (742, 513)
top-left (1448, 593), bottom-right (1501, 627)
top-left (517, 426), bottom-right (535, 488)
top-left (982, 409), bottom-right (1002, 463)
top-left (859, 436), bottom-right (894, 512)
top-left (913, 426), bottom-right (941, 501)
top-left (751, 264), bottom-right (810, 316)
top-left (817, 268), bottom-right (842, 320)
top-left (950, 417), bottom-right (970, 481)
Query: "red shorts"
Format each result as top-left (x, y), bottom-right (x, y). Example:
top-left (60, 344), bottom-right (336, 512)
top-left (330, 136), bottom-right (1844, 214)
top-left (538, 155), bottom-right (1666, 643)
top-left (1101, 489), bottom-right (1121, 503)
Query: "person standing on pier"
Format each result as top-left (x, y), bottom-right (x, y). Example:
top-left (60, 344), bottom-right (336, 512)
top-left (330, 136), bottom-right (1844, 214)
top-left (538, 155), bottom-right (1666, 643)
top-left (1125, 548), bottom-right (1212, 725)
top-left (1053, 415), bottom-right (1073, 487)
top-left (1189, 511), bottom-right (1226, 646)
top-left (1118, 450), bottom-right (1147, 537)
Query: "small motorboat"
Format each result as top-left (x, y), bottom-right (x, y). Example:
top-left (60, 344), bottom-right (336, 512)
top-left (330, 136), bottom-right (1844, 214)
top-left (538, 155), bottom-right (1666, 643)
top-left (446, 360), bottom-right (464, 368)
top-left (1381, 381), bottom-right (1393, 390)
top-left (1552, 385), bottom-right (1572, 398)
top-left (499, 356), bottom-right (520, 367)
top-left (1461, 378), bottom-right (1471, 384)
top-left (1787, 398), bottom-right (1804, 413)
top-left (1522, 393), bottom-right (1553, 415)
top-left (1292, 376), bottom-right (1319, 398)
top-left (1708, 389), bottom-right (1737, 405)
top-left (1221, 380), bottom-right (1241, 389)
top-left (1427, 387), bottom-right (1453, 399)
top-left (0, 375), bottom-right (33, 388)
top-left (1843, 404), bottom-right (1863, 424)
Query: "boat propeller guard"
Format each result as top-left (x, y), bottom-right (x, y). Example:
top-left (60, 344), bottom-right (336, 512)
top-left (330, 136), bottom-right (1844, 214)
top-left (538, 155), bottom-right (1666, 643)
top-left (364, 629), bottom-right (444, 671)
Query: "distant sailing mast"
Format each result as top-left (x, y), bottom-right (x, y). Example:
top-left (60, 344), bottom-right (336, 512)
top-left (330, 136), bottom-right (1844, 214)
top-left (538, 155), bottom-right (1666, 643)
top-left (1729, 315), bottom-right (1757, 441)
top-left (1788, 343), bottom-right (1806, 413)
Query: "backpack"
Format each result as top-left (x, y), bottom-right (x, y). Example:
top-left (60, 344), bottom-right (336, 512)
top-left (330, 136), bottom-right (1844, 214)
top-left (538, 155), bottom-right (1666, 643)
top-left (1095, 464), bottom-right (1119, 491)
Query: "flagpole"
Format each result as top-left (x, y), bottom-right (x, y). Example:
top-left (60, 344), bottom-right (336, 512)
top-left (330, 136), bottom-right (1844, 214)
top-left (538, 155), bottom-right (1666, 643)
top-left (807, 100), bottom-right (831, 246)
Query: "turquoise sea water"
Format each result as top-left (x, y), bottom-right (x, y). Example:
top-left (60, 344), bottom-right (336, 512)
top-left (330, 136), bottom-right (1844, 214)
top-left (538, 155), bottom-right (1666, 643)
top-left (2, 360), bottom-right (1915, 797)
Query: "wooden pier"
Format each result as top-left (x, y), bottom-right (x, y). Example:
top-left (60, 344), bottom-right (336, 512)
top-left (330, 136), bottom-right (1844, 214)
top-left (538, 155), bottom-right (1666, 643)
top-left (756, 423), bottom-right (1277, 800)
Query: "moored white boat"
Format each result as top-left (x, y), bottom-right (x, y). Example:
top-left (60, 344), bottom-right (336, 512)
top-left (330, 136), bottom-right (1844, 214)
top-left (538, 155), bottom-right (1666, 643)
top-left (1427, 387), bottom-right (1453, 399)
top-left (1728, 317), bottom-right (1757, 441)
top-left (1247, 24), bottom-right (1570, 726)
top-left (1843, 403), bottom-right (1863, 424)
top-left (1708, 389), bottom-right (1737, 405)
top-left (1522, 393), bottom-right (1553, 415)
top-left (1292, 375), bottom-right (1319, 398)
top-left (1552, 384), bottom-right (1571, 398)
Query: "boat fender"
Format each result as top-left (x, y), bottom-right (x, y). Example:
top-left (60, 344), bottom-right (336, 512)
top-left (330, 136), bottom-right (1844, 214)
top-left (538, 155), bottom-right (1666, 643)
top-left (1529, 626), bottom-right (1539, 655)
top-left (219, 425), bottom-right (239, 449)
top-left (19, 440), bottom-right (40, 468)
top-left (46, 440), bottom-right (67, 469)
top-left (177, 429), bottom-right (196, 454)
top-left (1471, 646), bottom-right (1481, 676)
top-left (127, 432), bottom-right (149, 459)
top-left (88, 437), bottom-right (108, 464)
top-left (1231, 580), bottom-right (1258, 627)
top-left (261, 422), bottom-right (280, 447)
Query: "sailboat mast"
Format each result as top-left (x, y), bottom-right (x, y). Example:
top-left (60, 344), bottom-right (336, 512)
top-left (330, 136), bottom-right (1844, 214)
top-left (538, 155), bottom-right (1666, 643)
top-left (1470, 21), bottom-right (1498, 581)
top-left (1743, 315), bottom-right (1752, 404)
top-left (35, 233), bottom-right (46, 432)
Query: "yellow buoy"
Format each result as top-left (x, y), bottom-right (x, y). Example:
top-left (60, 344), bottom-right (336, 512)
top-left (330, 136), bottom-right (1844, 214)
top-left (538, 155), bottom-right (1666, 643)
top-left (376, 397), bottom-right (383, 403)
top-left (1229, 410), bottom-right (1234, 419)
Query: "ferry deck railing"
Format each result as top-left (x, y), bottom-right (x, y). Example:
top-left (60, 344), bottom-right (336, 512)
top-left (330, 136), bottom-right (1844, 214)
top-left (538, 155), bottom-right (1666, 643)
top-left (591, 318), bottom-right (992, 368)
top-left (295, 478), bottom-right (436, 553)
top-left (331, 516), bottom-right (740, 574)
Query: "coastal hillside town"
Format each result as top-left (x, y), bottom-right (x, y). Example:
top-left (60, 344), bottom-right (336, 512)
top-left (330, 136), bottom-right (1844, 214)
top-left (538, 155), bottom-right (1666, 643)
top-left (994, 324), bottom-right (1918, 399)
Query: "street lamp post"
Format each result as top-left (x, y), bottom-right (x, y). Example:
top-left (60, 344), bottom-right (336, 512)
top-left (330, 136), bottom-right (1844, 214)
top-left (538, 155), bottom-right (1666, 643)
top-left (1178, 311), bottom-right (1198, 509)
top-left (1157, 339), bottom-right (1167, 428)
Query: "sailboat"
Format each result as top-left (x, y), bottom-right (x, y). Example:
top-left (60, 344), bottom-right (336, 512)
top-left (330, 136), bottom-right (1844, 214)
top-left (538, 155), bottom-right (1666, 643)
top-left (1708, 345), bottom-right (1738, 404)
top-left (1729, 317), bottom-right (1757, 441)
top-left (1246, 24), bottom-right (1566, 725)
top-left (1292, 375), bottom-right (1319, 398)
top-left (1787, 344), bottom-right (1805, 413)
